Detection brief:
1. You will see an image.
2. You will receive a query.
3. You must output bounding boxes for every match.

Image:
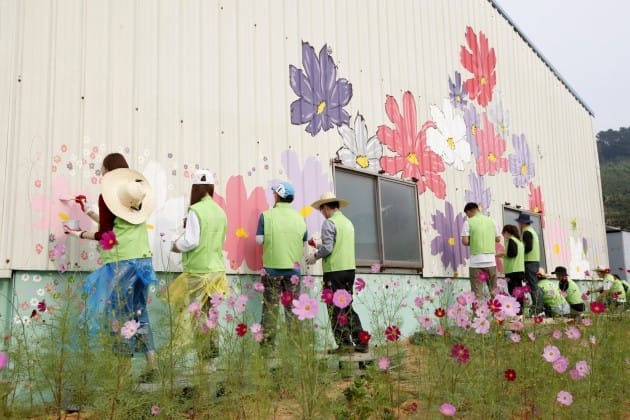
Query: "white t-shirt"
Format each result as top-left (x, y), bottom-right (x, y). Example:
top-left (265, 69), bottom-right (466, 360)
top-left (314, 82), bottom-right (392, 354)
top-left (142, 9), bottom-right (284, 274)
top-left (174, 210), bottom-right (200, 252)
top-left (461, 218), bottom-right (500, 268)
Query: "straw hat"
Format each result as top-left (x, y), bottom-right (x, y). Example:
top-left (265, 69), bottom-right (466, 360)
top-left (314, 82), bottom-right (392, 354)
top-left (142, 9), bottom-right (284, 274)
top-left (310, 192), bottom-right (349, 209)
top-left (101, 168), bottom-right (155, 224)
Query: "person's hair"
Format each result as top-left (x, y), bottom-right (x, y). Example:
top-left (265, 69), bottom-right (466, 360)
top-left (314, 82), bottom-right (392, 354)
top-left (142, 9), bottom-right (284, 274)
top-left (190, 184), bottom-right (214, 205)
top-left (102, 153), bottom-right (129, 171)
top-left (321, 201), bottom-right (340, 210)
top-left (613, 274), bottom-right (621, 280)
top-left (278, 195), bottom-right (294, 203)
top-left (463, 202), bottom-right (479, 212)
top-left (502, 224), bottom-right (521, 240)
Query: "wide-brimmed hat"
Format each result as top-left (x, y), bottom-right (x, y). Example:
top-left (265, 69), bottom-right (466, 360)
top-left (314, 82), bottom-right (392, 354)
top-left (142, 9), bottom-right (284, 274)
top-left (515, 213), bottom-right (533, 224)
top-left (310, 192), bottom-right (349, 209)
top-left (593, 266), bottom-right (610, 273)
top-left (102, 168), bottom-right (155, 224)
top-left (551, 266), bottom-right (568, 276)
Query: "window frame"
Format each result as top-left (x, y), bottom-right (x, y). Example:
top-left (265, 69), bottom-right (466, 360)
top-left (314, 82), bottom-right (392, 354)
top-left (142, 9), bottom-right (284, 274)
top-left (502, 205), bottom-right (547, 270)
top-left (333, 165), bottom-right (423, 270)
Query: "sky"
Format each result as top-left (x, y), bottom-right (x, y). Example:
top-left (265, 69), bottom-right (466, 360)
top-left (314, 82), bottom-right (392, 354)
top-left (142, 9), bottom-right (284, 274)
top-left (494, 0), bottom-right (630, 133)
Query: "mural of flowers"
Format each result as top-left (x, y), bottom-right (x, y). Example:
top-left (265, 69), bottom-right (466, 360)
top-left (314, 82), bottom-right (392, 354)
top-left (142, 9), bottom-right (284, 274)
top-left (460, 26), bottom-right (497, 107)
top-left (430, 201), bottom-right (469, 271)
top-left (377, 91), bottom-right (446, 199)
top-left (569, 237), bottom-right (590, 278)
top-left (448, 71), bottom-right (468, 111)
top-left (216, 175), bottom-right (268, 271)
top-left (426, 100), bottom-right (471, 171)
top-left (289, 41), bottom-right (352, 136)
top-left (463, 104), bottom-right (481, 158)
top-left (488, 93), bottom-right (510, 138)
top-left (336, 112), bottom-right (383, 173)
top-left (475, 113), bottom-right (508, 176)
top-left (528, 182), bottom-right (545, 227)
top-left (508, 133), bottom-right (535, 188)
top-left (546, 219), bottom-right (571, 266)
top-left (464, 172), bottom-right (491, 215)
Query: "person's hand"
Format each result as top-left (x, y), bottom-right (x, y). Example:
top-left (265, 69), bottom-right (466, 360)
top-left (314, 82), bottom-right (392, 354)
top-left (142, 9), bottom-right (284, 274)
top-left (64, 229), bottom-right (84, 238)
top-left (305, 254), bottom-right (317, 265)
top-left (308, 236), bottom-right (322, 248)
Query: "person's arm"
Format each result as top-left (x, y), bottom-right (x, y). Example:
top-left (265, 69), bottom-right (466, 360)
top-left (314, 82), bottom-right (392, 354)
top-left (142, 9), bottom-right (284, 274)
top-left (172, 210), bottom-right (201, 253)
top-left (314, 220), bottom-right (336, 259)
top-left (73, 195), bottom-right (115, 240)
top-left (461, 220), bottom-right (470, 246)
top-left (255, 214), bottom-right (265, 245)
top-left (506, 239), bottom-right (518, 258)
top-left (522, 231), bottom-right (533, 253)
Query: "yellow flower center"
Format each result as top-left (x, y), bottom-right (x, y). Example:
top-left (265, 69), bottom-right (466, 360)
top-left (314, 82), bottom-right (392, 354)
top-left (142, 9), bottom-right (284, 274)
top-left (521, 163), bottom-right (527, 175)
top-left (356, 155), bottom-right (369, 168)
top-left (553, 244), bottom-right (560, 255)
top-left (534, 206), bottom-right (540, 213)
top-left (299, 206), bottom-right (313, 218)
top-left (448, 237), bottom-right (455, 246)
top-left (480, 76), bottom-right (487, 85)
top-left (304, 304), bottom-right (311, 311)
top-left (236, 228), bottom-right (248, 238)
top-left (59, 212), bottom-right (69, 222)
top-left (488, 152), bottom-right (497, 162)
top-left (471, 125), bottom-right (477, 136)
top-left (407, 153), bottom-right (419, 165)
top-left (447, 137), bottom-right (456, 150)
top-left (499, 123), bottom-right (504, 133)
top-left (317, 101), bottom-right (326, 115)
top-left (456, 95), bottom-right (461, 102)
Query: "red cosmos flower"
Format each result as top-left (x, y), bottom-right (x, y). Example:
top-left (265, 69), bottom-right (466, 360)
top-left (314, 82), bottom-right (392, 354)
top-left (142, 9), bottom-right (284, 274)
top-left (534, 315), bottom-right (544, 324)
top-left (504, 369), bottom-right (516, 382)
top-left (235, 323), bottom-right (248, 337)
top-left (589, 301), bottom-right (606, 314)
top-left (321, 288), bottom-right (334, 304)
top-left (376, 92), bottom-right (446, 199)
top-left (358, 330), bottom-right (372, 344)
top-left (476, 270), bottom-right (489, 283)
top-left (487, 298), bottom-right (502, 313)
top-left (434, 307), bottom-right (446, 318)
top-left (460, 26), bottom-right (497, 107)
top-left (450, 343), bottom-right (470, 364)
top-left (336, 313), bottom-right (348, 326)
top-left (280, 291), bottom-right (294, 307)
top-left (99, 231), bottom-right (117, 250)
top-left (385, 325), bottom-right (401, 342)
top-left (37, 300), bottom-right (47, 313)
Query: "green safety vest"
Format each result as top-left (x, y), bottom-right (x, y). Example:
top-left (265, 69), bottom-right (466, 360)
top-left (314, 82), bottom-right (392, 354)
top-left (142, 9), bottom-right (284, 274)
top-left (262, 202), bottom-right (307, 269)
top-left (503, 236), bottom-right (524, 274)
top-left (468, 214), bottom-right (496, 255)
top-left (609, 278), bottom-right (627, 301)
top-left (182, 196), bottom-right (227, 273)
top-left (523, 225), bottom-right (540, 262)
top-left (563, 279), bottom-right (582, 305)
top-left (100, 218), bottom-right (152, 264)
top-left (322, 211), bottom-right (355, 273)
top-left (538, 279), bottom-right (567, 307)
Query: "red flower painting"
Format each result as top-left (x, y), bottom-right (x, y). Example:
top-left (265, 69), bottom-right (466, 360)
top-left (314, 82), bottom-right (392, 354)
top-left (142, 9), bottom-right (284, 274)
top-left (377, 92), bottom-right (446, 199)
top-left (475, 113), bottom-right (508, 176)
top-left (215, 176), bottom-right (268, 271)
top-left (460, 26), bottom-right (497, 107)
top-left (528, 182), bottom-right (545, 227)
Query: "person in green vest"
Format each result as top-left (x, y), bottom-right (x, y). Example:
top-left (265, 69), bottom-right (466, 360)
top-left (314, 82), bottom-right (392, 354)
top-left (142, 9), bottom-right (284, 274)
top-left (587, 267), bottom-right (627, 309)
top-left (497, 224), bottom-right (525, 315)
top-left (170, 169), bottom-right (228, 364)
top-left (537, 273), bottom-right (570, 317)
top-left (516, 213), bottom-right (544, 316)
top-left (65, 152), bottom-right (158, 383)
top-left (307, 192), bottom-right (368, 354)
top-left (551, 266), bottom-right (585, 316)
top-left (461, 202), bottom-right (501, 301)
top-left (255, 181), bottom-right (307, 352)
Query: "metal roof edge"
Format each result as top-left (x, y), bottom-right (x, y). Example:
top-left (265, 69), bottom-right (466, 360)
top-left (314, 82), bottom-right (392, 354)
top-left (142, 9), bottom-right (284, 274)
top-left (489, 0), bottom-right (594, 116)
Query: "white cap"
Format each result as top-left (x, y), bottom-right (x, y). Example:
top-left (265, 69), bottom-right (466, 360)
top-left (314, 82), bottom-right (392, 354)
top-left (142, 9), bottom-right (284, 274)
top-left (192, 169), bottom-right (214, 185)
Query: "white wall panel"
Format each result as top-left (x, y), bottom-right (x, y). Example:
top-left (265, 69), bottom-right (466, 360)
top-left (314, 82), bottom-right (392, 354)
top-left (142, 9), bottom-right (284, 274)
top-left (0, 0), bottom-right (604, 278)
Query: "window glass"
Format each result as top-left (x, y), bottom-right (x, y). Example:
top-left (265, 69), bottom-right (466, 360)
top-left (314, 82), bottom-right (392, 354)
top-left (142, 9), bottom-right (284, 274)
top-left (380, 178), bottom-right (421, 263)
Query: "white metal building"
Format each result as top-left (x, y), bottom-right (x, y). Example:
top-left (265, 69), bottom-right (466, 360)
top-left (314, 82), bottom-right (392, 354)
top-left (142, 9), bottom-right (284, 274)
top-left (0, 0), bottom-right (606, 324)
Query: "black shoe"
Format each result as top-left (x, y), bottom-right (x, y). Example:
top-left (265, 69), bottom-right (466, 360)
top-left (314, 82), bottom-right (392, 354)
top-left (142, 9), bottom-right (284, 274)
top-left (138, 369), bottom-right (158, 383)
top-left (354, 345), bottom-right (369, 353)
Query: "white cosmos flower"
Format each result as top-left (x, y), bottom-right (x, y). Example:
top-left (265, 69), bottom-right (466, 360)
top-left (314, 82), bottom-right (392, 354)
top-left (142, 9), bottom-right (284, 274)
top-left (336, 112), bottom-right (382, 172)
top-left (488, 92), bottom-right (510, 138)
top-left (426, 100), bottom-right (470, 171)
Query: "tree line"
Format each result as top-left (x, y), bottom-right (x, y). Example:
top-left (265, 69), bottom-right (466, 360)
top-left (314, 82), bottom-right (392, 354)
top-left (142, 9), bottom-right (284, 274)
top-left (597, 126), bottom-right (630, 229)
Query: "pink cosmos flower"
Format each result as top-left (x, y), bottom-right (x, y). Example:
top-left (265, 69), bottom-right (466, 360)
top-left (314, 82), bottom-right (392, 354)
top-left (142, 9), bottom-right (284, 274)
top-left (371, 263), bottom-right (381, 273)
top-left (321, 289), bottom-right (334, 304)
top-left (440, 402), bottom-right (457, 416)
top-left (292, 293), bottom-right (319, 320)
top-left (253, 281), bottom-right (265, 292)
top-left (354, 278), bottom-right (366, 292)
top-left (556, 390), bottom-right (573, 406)
top-left (150, 405), bottom-right (160, 416)
top-left (332, 289), bottom-right (352, 309)
top-left (496, 294), bottom-right (520, 316)
top-left (436, 325), bottom-right (445, 336)
top-left (0, 351), bottom-right (8, 370)
top-left (210, 292), bottom-right (224, 308)
top-left (121, 319), bottom-right (140, 339)
top-left (472, 316), bottom-right (490, 334)
top-left (569, 369), bottom-right (581, 381)
top-left (99, 231), bottom-right (117, 250)
top-left (414, 296), bottom-right (424, 308)
top-left (509, 320), bottom-right (524, 331)
top-left (476, 270), bottom-right (489, 283)
top-left (419, 315), bottom-right (433, 329)
top-left (378, 357), bottom-right (390, 370)
top-left (565, 326), bottom-right (581, 340)
top-left (552, 329), bottom-right (563, 340)
top-left (510, 333), bottom-right (521, 343)
top-left (581, 317), bottom-right (592, 326)
top-left (552, 355), bottom-right (569, 373)
top-left (290, 274), bottom-right (300, 286)
top-left (575, 360), bottom-right (590, 377)
top-left (542, 345), bottom-right (561, 362)
top-left (302, 275), bottom-right (315, 289)
top-left (527, 332), bottom-right (536, 341)
top-left (187, 301), bottom-right (202, 317)
top-left (234, 294), bottom-right (249, 313)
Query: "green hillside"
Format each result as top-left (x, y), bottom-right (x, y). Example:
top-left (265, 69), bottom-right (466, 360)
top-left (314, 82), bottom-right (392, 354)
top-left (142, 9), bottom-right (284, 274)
top-left (597, 127), bottom-right (630, 229)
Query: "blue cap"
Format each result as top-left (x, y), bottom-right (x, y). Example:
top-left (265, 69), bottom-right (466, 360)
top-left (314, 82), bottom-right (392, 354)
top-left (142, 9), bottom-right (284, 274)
top-left (272, 181), bottom-right (295, 199)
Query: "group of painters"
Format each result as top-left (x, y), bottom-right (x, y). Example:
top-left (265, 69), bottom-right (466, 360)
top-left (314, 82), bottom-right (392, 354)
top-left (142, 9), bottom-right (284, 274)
top-left (64, 153), bottom-right (627, 384)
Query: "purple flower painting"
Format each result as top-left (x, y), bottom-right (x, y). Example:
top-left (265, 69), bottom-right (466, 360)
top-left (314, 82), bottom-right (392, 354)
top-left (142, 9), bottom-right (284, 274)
top-left (431, 201), bottom-right (469, 271)
top-left (448, 71), bottom-right (468, 111)
top-left (266, 150), bottom-right (333, 236)
top-left (508, 133), bottom-right (535, 187)
top-left (289, 42), bottom-right (352, 136)
top-left (464, 172), bottom-right (491, 215)
top-left (463, 103), bottom-right (480, 158)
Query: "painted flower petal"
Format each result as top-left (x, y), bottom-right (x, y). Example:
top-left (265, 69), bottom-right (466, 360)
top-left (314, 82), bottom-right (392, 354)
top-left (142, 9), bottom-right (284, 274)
top-left (289, 65), bottom-right (315, 104)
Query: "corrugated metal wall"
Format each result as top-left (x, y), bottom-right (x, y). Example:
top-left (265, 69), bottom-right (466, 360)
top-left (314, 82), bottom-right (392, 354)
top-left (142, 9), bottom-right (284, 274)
top-left (0, 0), bottom-right (605, 277)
